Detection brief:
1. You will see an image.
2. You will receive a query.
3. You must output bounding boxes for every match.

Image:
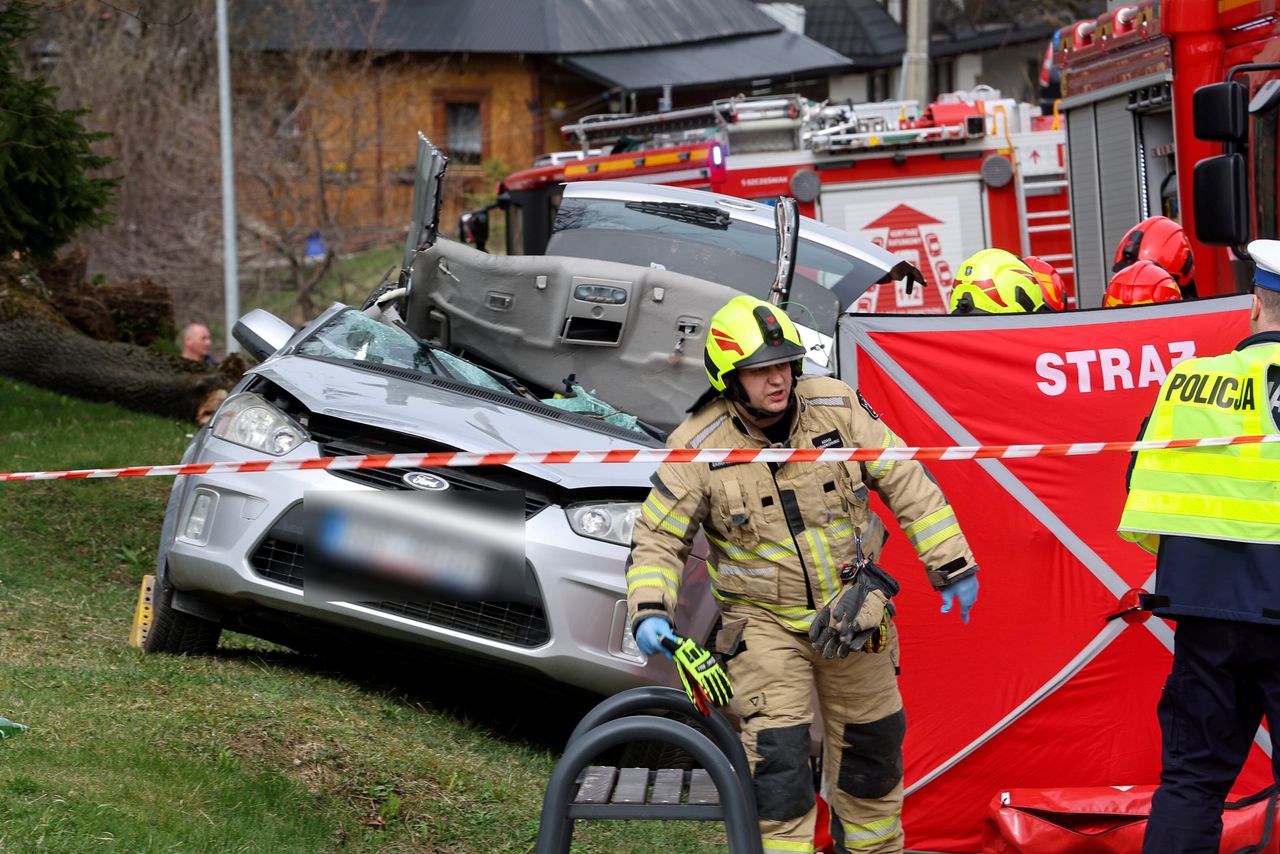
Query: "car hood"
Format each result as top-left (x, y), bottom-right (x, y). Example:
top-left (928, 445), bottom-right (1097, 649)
top-left (257, 355), bottom-right (661, 490)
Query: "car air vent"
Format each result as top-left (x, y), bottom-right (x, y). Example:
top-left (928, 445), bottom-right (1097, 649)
top-left (353, 364), bottom-right (425, 384)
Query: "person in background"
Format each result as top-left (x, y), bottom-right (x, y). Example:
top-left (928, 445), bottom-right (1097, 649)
top-left (180, 323), bottom-right (217, 368)
top-left (1103, 259), bottom-right (1183, 308)
top-left (948, 248), bottom-right (1055, 315)
top-left (1119, 239), bottom-right (1280, 853)
top-left (1023, 255), bottom-right (1069, 311)
top-left (627, 295), bottom-right (980, 853)
top-left (1113, 216), bottom-right (1197, 299)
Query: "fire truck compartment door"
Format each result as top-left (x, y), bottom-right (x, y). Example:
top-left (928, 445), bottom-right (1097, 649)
top-left (819, 177), bottom-right (987, 314)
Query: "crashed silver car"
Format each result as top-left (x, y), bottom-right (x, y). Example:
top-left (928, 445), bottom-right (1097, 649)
top-left (147, 133), bottom-right (910, 697)
top-left (146, 137), bottom-right (718, 696)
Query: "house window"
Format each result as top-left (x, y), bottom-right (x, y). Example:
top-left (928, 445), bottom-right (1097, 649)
top-left (446, 102), bottom-right (482, 165)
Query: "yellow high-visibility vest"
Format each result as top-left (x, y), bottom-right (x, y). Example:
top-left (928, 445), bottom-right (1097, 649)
top-left (1118, 343), bottom-right (1280, 550)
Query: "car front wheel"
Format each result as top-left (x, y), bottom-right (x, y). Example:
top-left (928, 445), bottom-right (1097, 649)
top-left (142, 575), bottom-right (222, 655)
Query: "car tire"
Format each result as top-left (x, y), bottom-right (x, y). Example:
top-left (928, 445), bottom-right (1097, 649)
top-left (142, 576), bottom-right (222, 655)
top-left (619, 736), bottom-right (698, 771)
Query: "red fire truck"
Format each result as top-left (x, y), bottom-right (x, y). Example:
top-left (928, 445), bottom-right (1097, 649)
top-left (495, 89), bottom-right (1074, 314)
top-left (1054, 0), bottom-right (1280, 305)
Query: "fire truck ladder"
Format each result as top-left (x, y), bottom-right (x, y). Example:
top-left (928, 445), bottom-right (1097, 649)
top-left (561, 95), bottom-right (809, 152)
top-left (1020, 175), bottom-right (1072, 271)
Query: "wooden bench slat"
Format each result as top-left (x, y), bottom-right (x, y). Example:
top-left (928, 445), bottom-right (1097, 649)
top-left (611, 767), bottom-right (649, 804)
top-left (650, 768), bottom-right (684, 805)
top-left (687, 768), bottom-right (720, 805)
top-left (574, 765), bottom-right (618, 804)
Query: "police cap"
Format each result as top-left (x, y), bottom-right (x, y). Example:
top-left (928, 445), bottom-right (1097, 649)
top-left (1248, 239), bottom-right (1280, 292)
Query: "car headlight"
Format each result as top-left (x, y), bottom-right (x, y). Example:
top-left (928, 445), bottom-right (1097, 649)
top-left (566, 501), bottom-right (641, 546)
top-left (210, 391), bottom-right (308, 456)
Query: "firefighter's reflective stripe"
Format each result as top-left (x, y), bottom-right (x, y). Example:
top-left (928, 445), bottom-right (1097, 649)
top-left (1120, 344), bottom-right (1280, 546)
top-left (864, 430), bottom-right (900, 479)
top-left (841, 813), bottom-right (902, 849)
top-left (714, 562), bottom-right (776, 578)
top-left (690, 414), bottom-right (728, 448)
top-left (800, 527), bottom-right (839, 603)
top-left (642, 493), bottom-right (692, 536)
top-left (626, 564), bottom-right (680, 599)
top-left (706, 531), bottom-right (797, 561)
top-left (711, 586), bottom-right (815, 631)
top-left (762, 839), bottom-right (814, 853)
top-left (904, 506), bottom-right (962, 554)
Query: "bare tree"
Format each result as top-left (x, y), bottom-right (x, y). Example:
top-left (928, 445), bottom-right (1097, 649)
top-left (34, 1), bottom-right (407, 328)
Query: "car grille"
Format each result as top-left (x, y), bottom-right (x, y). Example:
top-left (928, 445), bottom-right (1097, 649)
top-left (309, 414), bottom-right (553, 518)
top-left (249, 536), bottom-right (550, 647)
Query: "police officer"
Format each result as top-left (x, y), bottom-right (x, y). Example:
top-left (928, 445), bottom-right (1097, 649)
top-left (627, 295), bottom-right (979, 854)
top-left (1119, 240), bottom-right (1280, 853)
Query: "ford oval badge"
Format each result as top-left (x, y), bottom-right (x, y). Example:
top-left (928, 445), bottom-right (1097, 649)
top-left (403, 472), bottom-right (450, 491)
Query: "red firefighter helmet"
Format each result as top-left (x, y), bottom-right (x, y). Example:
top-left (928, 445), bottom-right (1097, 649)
top-left (1113, 216), bottom-right (1195, 293)
top-left (1023, 256), bottom-right (1067, 311)
top-left (1104, 259), bottom-right (1183, 307)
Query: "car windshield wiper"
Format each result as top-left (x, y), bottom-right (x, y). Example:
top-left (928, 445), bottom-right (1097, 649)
top-left (623, 201), bottom-right (731, 230)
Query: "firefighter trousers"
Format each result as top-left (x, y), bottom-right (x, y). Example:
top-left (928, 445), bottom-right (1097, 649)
top-left (719, 604), bottom-right (905, 854)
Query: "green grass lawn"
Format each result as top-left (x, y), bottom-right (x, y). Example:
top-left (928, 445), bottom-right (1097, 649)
top-left (0, 379), bottom-right (729, 853)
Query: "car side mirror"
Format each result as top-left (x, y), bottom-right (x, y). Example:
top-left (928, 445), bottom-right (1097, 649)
top-left (459, 208), bottom-right (490, 252)
top-left (1192, 153), bottom-right (1249, 246)
top-left (1193, 81), bottom-right (1247, 142)
top-left (233, 309), bottom-right (296, 362)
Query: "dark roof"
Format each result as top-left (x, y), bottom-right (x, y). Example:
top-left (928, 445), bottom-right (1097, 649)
top-left (792, 0), bottom-right (903, 68)
top-left (243, 0), bottom-right (781, 54)
top-left (785, 0), bottom-right (1099, 65)
top-left (561, 30), bottom-right (854, 90)
top-left (930, 20), bottom-right (1058, 58)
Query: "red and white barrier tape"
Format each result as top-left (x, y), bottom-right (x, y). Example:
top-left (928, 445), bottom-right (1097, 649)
top-left (1, 435), bottom-right (1276, 482)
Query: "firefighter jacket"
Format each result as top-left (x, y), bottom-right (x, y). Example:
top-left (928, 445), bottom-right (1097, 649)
top-left (627, 375), bottom-right (977, 635)
top-left (1118, 333), bottom-right (1280, 626)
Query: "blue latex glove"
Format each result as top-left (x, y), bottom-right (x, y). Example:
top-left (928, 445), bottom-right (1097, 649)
top-left (939, 574), bottom-right (979, 624)
top-left (635, 616), bottom-right (676, 659)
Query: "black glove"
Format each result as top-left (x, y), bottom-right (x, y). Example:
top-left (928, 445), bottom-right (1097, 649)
top-left (885, 260), bottom-right (927, 295)
top-left (809, 560), bottom-right (900, 659)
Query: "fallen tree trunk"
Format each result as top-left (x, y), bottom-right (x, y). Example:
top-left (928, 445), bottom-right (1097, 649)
top-left (0, 311), bottom-right (236, 422)
top-left (0, 257), bottom-right (241, 424)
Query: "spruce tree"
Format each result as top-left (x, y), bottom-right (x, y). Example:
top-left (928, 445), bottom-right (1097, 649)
top-left (0, 1), bottom-right (118, 260)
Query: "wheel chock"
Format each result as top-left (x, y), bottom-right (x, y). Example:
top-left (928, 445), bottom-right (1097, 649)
top-left (129, 574), bottom-right (156, 648)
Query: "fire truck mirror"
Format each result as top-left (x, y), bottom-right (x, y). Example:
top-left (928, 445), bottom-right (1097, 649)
top-left (981, 155), bottom-right (1014, 189)
top-left (1192, 153), bottom-right (1249, 247)
top-left (1193, 81), bottom-right (1247, 143)
top-left (789, 169), bottom-right (821, 203)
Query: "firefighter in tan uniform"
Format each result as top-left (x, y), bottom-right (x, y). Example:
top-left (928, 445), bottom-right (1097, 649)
top-left (627, 295), bottom-right (979, 854)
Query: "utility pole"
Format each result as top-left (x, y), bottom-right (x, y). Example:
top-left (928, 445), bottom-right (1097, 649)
top-left (901, 0), bottom-right (930, 109)
top-left (216, 0), bottom-right (240, 353)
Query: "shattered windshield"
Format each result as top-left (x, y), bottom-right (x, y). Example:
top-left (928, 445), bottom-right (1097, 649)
top-left (296, 310), bottom-right (517, 396)
top-left (296, 309), bottom-right (661, 439)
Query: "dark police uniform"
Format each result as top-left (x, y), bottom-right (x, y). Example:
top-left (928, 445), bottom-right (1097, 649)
top-left (1119, 239), bottom-right (1280, 853)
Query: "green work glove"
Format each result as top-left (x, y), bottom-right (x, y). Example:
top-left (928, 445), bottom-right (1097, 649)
top-left (809, 560), bottom-right (900, 659)
top-left (661, 635), bottom-right (734, 709)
